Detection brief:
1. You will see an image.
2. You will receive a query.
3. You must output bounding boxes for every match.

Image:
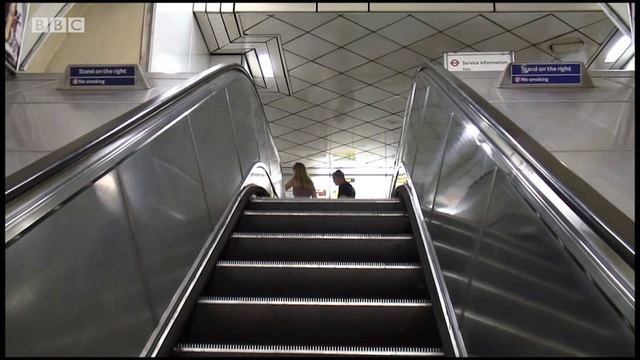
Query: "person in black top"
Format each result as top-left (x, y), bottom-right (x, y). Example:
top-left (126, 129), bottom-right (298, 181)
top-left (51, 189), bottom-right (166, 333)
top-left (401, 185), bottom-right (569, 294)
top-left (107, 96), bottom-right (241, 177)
top-left (332, 170), bottom-right (355, 198)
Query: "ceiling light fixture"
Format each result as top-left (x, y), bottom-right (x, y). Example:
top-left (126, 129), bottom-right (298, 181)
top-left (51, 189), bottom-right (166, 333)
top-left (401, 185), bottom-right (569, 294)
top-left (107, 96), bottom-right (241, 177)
top-left (605, 35), bottom-right (632, 63)
top-left (258, 54), bottom-right (274, 77)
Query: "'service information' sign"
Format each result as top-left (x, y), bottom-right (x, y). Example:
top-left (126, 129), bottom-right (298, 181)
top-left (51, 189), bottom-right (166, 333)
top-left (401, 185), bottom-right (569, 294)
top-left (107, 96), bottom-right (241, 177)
top-left (511, 63), bottom-right (582, 85)
top-left (445, 51), bottom-right (514, 72)
top-left (69, 65), bottom-right (136, 86)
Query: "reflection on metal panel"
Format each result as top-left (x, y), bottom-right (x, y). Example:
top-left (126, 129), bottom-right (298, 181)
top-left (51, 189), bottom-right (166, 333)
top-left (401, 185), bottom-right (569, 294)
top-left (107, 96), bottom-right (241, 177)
top-left (5, 66), bottom-right (282, 356)
top-left (402, 81), bottom-right (428, 176)
top-left (408, 80), bottom-right (454, 216)
top-left (456, 170), bottom-right (635, 356)
top-left (188, 87), bottom-right (243, 223)
top-left (431, 117), bottom-right (496, 226)
top-left (394, 64), bottom-right (634, 356)
top-left (116, 121), bottom-right (213, 320)
top-left (430, 169), bottom-right (635, 355)
top-left (253, 95), bottom-right (272, 168)
top-left (5, 172), bottom-right (155, 356)
top-left (453, 71), bottom-right (635, 220)
top-left (226, 78), bottom-right (261, 175)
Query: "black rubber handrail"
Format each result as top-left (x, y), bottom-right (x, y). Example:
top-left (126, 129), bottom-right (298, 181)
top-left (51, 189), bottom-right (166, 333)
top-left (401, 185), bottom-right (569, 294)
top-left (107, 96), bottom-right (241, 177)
top-left (415, 61), bottom-right (634, 268)
top-left (5, 64), bottom-right (249, 203)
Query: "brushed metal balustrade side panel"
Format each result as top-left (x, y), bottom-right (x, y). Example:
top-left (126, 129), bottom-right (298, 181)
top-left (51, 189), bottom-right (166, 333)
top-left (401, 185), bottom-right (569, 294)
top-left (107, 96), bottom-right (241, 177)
top-left (459, 169), bottom-right (635, 356)
top-left (268, 142), bottom-right (283, 194)
top-left (402, 77), bottom-right (429, 178)
top-left (117, 120), bottom-right (213, 321)
top-left (188, 88), bottom-right (243, 223)
top-left (250, 83), bottom-right (282, 192)
top-left (226, 77), bottom-right (261, 176)
top-left (429, 116), bottom-right (497, 326)
top-left (410, 77), bottom-right (453, 216)
top-left (432, 116), bottom-right (496, 229)
top-left (5, 171), bottom-right (155, 356)
top-left (248, 93), bottom-right (276, 193)
top-left (252, 90), bottom-right (272, 168)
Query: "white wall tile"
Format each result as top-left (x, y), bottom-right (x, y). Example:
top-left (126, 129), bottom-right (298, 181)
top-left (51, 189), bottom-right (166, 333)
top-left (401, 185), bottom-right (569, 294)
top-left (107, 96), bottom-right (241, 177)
top-left (273, 13), bottom-right (338, 31)
top-left (289, 62), bottom-right (339, 84)
top-left (311, 17), bottom-right (370, 46)
top-left (345, 62), bottom-right (397, 84)
top-left (511, 15), bottom-right (573, 44)
top-left (344, 33), bottom-right (401, 60)
top-left (343, 13), bottom-right (406, 31)
top-left (315, 49), bottom-right (369, 72)
top-left (284, 34), bottom-right (338, 59)
top-left (245, 17), bottom-right (305, 43)
top-left (378, 16), bottom-right (438, 46)
top-left (444, 16), bottom-right (505, 45)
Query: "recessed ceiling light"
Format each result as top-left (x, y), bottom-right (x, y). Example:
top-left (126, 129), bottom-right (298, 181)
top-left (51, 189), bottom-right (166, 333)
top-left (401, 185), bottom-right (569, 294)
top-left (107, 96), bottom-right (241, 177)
top-left (605, 35), bottom-right (631, 63)
top-left (259, 54), bottom-right (274, 77)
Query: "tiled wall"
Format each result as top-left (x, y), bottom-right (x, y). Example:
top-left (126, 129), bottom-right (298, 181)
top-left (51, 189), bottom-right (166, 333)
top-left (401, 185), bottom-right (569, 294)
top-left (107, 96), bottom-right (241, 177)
top-left (237, 11), bottom-right (616, 172)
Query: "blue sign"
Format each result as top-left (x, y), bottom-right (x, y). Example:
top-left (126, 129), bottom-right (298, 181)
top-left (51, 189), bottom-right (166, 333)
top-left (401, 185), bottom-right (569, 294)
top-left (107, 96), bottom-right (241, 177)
top-left (69, 65), bottom-right (136, 87)
top-left (70, 77), bottom-right (136, 86)
top-left (511, 63), bottom-right (581, 85)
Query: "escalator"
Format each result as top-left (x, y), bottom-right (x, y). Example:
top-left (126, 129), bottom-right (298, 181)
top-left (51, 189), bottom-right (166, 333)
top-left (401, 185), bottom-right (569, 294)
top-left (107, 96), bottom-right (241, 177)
top-left (5, 61), bottom-right (634, 357)
top-left (173, 197), bottom-right (444, 357)
top-left (392, 62), bottom-right (635, 356)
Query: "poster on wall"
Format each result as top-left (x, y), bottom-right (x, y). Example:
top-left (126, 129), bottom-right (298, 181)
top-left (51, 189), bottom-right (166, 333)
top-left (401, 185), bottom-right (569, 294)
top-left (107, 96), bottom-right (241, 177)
top-left (5, 2), bottom-right (28, 72)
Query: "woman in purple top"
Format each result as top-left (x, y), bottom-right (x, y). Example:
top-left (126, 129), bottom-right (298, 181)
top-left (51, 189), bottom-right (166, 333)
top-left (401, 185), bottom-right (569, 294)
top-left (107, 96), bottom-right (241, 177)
top-left (285, 162), bottom-right (317, 198)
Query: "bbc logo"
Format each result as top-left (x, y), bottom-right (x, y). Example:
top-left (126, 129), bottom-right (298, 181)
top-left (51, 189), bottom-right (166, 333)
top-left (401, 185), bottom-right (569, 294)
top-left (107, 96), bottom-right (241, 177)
top-left (32, 17), bottom-right (85, 33)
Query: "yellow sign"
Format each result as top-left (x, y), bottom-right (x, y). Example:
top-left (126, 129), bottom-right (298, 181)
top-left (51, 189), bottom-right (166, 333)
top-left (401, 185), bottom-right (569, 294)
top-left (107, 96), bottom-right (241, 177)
top-left (334, 149), bottom-right (357, 161)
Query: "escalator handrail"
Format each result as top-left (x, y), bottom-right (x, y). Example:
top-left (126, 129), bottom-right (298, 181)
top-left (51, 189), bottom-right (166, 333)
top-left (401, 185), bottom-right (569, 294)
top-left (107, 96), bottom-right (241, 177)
top-left (4, 63), bottom-right (261, 202)
top-left (394, 180), bottom-right (467, 357)
top-left (140, 180), bottom-right (271, 356)
top-left (399, 61), bottom-right (634, 269)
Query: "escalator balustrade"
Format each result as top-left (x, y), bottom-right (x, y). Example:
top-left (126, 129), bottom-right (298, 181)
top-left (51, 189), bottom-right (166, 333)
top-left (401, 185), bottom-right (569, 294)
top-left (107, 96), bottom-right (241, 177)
top-left (173, 198), bottom-right (445, 357)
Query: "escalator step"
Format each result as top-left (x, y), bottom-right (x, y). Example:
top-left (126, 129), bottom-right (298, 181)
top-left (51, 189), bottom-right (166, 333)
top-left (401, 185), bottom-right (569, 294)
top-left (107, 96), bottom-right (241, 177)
top-left (236, 211), bottom-right (411, 233)
top-left (246, 198), bottom-right (404, 212)
top-left (205, 260), bottom-right (428, 298)
top-left (198, 296), bottom-right (429, 305)
top-left (216, 260), bottom-right (421, 268)
top-left (221, 232), bottom-right (418, 262)
top-left (174, 343), bottom-right (444, 357)
top-left (181, 297), bottom-right (441, 347)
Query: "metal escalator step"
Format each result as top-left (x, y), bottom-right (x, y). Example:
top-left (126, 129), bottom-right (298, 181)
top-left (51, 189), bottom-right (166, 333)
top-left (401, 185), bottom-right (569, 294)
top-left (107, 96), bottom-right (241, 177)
top-left (216, 260), bottom-right (420, 269)
top-left (246, 198), bottom-right (404, 212)
top-left (206, 261), bottom-right (427, 298)
top-left (242, 211), bottom-right (408, 216)
top-left (174, 343), bottom-right (444, 357)
top-left (231, 232), bottom-right (414, 240)
top-left (182, 296), bottom-right (441, 347)
top-left (237, 211), bottom-right (410, 234)
top-left (197, 296), bottom-right (429, 306)
top-left (221, 232), bottom-right (417, 262)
